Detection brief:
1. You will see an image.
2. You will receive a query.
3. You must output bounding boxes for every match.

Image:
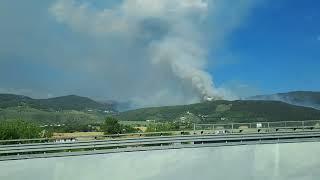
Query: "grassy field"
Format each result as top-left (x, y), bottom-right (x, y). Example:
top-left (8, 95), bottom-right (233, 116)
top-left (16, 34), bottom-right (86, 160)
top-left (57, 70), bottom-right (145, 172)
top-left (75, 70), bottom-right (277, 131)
top-left (119, 120), bottom-right (152, 126)
top-left (53, 132), bottom-right (103, 138)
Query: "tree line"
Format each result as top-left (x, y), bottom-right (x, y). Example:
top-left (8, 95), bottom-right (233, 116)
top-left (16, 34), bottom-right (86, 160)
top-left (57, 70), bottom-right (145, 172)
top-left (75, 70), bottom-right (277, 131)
top-left (0, 117), bottom-right (192, 140)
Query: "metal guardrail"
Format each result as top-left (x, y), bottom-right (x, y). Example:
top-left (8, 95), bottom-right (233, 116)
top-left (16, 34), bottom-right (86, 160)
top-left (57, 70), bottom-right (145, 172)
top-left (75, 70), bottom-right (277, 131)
top-left (194, 120), bottom-right (320, 132)
top-left (1, 130), bottom-right (319, 149)
top-left (2, 131), bottom-right (319, 152)
top-left (1, 131), bottom-right (320, 161)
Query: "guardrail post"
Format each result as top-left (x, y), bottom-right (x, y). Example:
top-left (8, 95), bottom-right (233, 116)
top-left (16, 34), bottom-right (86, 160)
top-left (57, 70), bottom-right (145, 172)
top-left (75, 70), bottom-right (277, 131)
top-left (302, 121), bottom-right (305, 131)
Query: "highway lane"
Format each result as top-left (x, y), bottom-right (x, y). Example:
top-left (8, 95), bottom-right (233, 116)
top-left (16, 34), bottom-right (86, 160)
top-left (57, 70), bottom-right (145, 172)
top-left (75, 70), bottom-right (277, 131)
top-left (2, 141), bottom-right (320, 180)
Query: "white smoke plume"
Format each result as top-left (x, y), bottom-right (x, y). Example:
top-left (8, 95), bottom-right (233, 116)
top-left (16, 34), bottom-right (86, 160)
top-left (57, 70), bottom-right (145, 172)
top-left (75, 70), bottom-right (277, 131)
top-left (49, 0), bottom-right (256, 107)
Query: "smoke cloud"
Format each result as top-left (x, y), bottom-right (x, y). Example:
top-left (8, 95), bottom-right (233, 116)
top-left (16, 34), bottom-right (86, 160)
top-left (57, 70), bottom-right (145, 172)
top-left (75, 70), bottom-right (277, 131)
top-left (49, 0), bottom-right (223, 105)
top-left (0, 0), bottom-right (257, 108)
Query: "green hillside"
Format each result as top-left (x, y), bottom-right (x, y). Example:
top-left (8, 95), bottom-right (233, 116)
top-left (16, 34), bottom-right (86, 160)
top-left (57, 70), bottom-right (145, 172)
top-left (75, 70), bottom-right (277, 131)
top-left (117, 100), bottom-right (320, 123)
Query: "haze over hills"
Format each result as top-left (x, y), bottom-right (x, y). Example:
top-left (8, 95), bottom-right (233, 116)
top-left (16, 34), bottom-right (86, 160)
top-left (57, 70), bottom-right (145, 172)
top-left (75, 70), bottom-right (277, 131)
top-left (248, 91), bottom-right (320, 110)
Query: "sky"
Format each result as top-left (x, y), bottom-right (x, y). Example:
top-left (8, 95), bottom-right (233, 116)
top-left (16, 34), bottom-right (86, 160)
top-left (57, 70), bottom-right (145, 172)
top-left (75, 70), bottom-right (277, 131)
top-left (211, 0), bottom-right (320, 96)
top-left (0, 0), bottom-right (319, 107)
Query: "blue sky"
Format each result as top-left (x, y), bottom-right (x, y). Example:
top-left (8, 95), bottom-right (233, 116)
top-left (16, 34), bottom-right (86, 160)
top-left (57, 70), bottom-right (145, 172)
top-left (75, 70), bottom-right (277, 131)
top-left (0, 0), bottom-right (319, 106)
top-left (211, 0), bottom-right (320, 94)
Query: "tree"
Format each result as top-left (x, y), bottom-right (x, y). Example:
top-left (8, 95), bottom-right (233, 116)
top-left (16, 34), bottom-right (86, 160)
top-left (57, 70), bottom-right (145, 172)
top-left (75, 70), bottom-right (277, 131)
top-left (101, 117), bottom-right (139, 135)
top-left (101, 117), bottom-right (122, 134)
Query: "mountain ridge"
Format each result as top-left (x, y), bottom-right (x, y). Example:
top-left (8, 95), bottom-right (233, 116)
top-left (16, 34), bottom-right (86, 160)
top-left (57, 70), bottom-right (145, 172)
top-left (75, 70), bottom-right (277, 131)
top-left (248, 91), bottom-right (320, 110)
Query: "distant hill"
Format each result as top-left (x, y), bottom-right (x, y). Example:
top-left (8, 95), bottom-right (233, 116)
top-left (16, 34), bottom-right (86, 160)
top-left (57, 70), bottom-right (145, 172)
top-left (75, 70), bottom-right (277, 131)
top-left (248, 91), bottom-right (320, 110)
top-left (117, 100), bottom-right (320, 123)
top-left (0, 94), bottom-right (115, 111)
